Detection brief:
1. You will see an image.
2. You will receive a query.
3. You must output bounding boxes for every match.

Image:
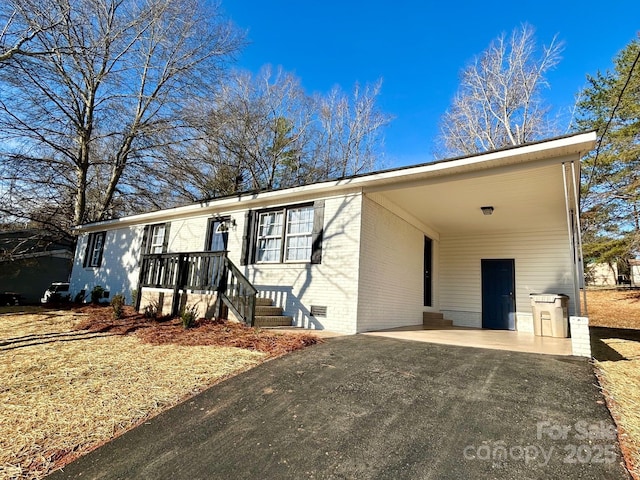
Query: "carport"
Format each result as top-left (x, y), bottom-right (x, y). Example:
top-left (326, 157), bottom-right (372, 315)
top-left (355, 133), bottom-right (592, 351)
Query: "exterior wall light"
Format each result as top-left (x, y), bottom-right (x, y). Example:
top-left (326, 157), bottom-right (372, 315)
top-left (481, 206), bottom-right (494, 215)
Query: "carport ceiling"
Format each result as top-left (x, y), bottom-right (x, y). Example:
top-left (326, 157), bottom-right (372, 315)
top-left (373, 162), bottom-right (572, 235)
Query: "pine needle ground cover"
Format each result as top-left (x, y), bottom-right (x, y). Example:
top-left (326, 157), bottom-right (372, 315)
top-left (588, 289), bottom-right (640, 479)
top-left (0, 306), bottom-right (320, 480)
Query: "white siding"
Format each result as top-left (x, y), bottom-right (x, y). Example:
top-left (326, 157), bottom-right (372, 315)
top-left (439, 228), bottom-right (576, 329)
top-left (70, 226), bottom-right (145, 304)
top-left (356, 195), bottom-right (425, 331)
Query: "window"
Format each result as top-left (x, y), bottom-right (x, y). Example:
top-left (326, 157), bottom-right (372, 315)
top-left (143, 223), bottom-right (170, 254)
top-left (84, 232), bottom-right (106, 267)
top-left (256, 205), bottom-right (314, 263)
top-left (256, 211), bottom-right (284, 262)
top-left (149, 224), bottom-right (166, 254)
top-left (241, 201), bottom-right (324, 266)
top-left (285, 207), bottom-right (314, 261)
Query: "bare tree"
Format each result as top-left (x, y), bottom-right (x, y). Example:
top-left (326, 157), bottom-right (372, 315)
top-left (0, 0), bottom-right (242, 232)
top-left (165, 68), bottom-right (391, 201)
top-left (315, 80), bottom-right (388, 178)
top-left (157, 66), bottom-right (315, 199)
top-left (436, 24), bottom-right (563, 157)
top-left (0, 2), bottom-right (64, 63)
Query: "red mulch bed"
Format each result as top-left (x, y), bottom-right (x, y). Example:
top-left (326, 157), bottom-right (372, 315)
top-left (73, 305), bottom-right (322, 357)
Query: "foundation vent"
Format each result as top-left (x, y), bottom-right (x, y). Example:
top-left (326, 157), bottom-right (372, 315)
top-left (310, 305), bottom-right (327, 317)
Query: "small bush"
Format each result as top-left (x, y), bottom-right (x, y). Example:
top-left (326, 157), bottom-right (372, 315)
top-left (143, 302), bottom-right (159, 319)
top-left (180, 304), bottom-right (198, 329)
top-left (91, 285), bottom-right (105, 304)
top-left (73, 290), bottom-right (86, 304)
top-left (111, 294), bottom-right (126, 319)
top-left (130, 289), bottom-right (138, 306)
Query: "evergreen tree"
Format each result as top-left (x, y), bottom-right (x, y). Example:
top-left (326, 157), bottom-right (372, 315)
top-left (575, 38), bottom-right (640, 275)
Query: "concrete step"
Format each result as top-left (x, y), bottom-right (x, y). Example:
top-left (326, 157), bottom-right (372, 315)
top-left (423, 312), bottom-right (453, 327)
top-left (254, 315), bottom-right (293, 327)
top-left (255, 305), bottom-right (283, 316)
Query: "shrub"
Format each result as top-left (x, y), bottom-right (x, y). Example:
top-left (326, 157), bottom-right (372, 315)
top-left (180, 304), bottom-right (198, 329)
top-left (90, 285), bottom-right (105, 304)
top-left (73, 290), bottom-right (86, 304)
top-left (143, 301), bottom-right (159, 319)
top-left (130, 289), bottom-right (138, 306)
top-left (111, 294), bottom-right (126, 319)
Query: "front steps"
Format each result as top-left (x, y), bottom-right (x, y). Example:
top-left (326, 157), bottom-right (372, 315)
top-left (423, 311), bottom-right (453, 328)
top-left (254, 297), bottom-right (293, 327)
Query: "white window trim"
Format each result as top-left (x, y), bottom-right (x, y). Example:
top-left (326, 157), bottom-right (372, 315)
top-left (256, 211), bottom-right (284, 263)
top-left (284, 207), bottom-right (313, 263)
top-left (255, 205), bottom-right (314, 264)
top-left (149, 224), bottom-right (166, 254)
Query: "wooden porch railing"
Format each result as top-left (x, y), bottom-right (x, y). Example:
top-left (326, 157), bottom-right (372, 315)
top-left (219, 256), bottom-right (257, 327)
top-left (136, 251), bottom-right (257, 326)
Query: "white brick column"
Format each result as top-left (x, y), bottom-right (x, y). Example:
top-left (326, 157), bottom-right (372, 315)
top-left (570, 316), bottom-right (591, 357)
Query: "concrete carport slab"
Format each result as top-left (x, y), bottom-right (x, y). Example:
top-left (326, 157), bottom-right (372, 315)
top-left (48, 336), bottom-right (630, 479)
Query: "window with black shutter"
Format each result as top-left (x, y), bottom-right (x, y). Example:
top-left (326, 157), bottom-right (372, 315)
top-left (242, 200), bottom-right (324, 264)
top-left (84, 232), bottom-right (106, 268)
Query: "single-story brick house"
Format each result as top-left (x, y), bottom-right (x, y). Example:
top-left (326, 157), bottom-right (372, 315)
top-left (69, 132), bottom-right (595, 352)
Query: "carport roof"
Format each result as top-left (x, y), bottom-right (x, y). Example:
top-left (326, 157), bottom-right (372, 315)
top-left (75, 131), bottom-right (597, 233)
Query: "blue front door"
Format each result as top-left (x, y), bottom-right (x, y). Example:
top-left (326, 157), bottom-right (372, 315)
top-left (481, 259), bottom-right (516, 330)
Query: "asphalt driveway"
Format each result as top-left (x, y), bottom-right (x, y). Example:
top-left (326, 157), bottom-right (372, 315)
top-left (48, 335), bottom-right (630, 479)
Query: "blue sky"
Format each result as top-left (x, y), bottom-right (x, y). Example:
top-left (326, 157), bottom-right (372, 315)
top-left (221, 0), bottom-right (639, 167)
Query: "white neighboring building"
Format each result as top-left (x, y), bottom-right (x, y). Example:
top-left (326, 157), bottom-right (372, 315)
top-left (70, 132), bottom-right (596, 347)
top-left (586, 263), bottom-right (618, 287)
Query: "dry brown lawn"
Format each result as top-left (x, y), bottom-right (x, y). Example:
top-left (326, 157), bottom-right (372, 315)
top-left (0, 306), bottom-right (320, 480)
top-left (587, 288), bottom-right (640, 480)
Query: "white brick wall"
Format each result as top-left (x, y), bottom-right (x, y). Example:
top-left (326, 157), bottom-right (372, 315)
top-left (439, 228), bottom-right (576, 329)
top-left (570, 316), bottom-right (592, 357)
top-left (356, 195), bottom-right (425, 331)
top-left (168, 216), bottom-right (209, 252)
top-left (237, 193), bottom-right (364, 334)
top-left (70, 226), bottom-right (144, 304)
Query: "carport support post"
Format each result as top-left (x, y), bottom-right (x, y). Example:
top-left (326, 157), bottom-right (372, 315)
top-left (562, 162), bottom-right (582, 316)
top-left (570, 161), bottom-right (588, 315)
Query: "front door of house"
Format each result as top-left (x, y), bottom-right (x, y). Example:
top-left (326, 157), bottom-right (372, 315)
top-left (207, 218), bottom-right (230, 252)
top-left (481, 259), bottom-right (515, 330)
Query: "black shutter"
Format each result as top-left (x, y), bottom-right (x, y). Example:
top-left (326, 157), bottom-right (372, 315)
top-left (311, 200), bottom-right (324, 264)
top-left (82, 234), bottom-right (91, 267)
top-left (162, 223), bottom-right (171, 253)
top-left (95, 232), bottom-right (105, 268)
top-left (141, 225), bottom-right (150, 254)
top-left (240, 210), bottom-right (255, 265)
top-left (204, 218), bottom-right (214, 251)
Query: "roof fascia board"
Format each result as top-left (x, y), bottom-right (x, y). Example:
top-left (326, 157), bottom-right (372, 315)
top-left (75, 132), bottom-right (596, 234)
top-left (76, 188), bottom-right (364, 233)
